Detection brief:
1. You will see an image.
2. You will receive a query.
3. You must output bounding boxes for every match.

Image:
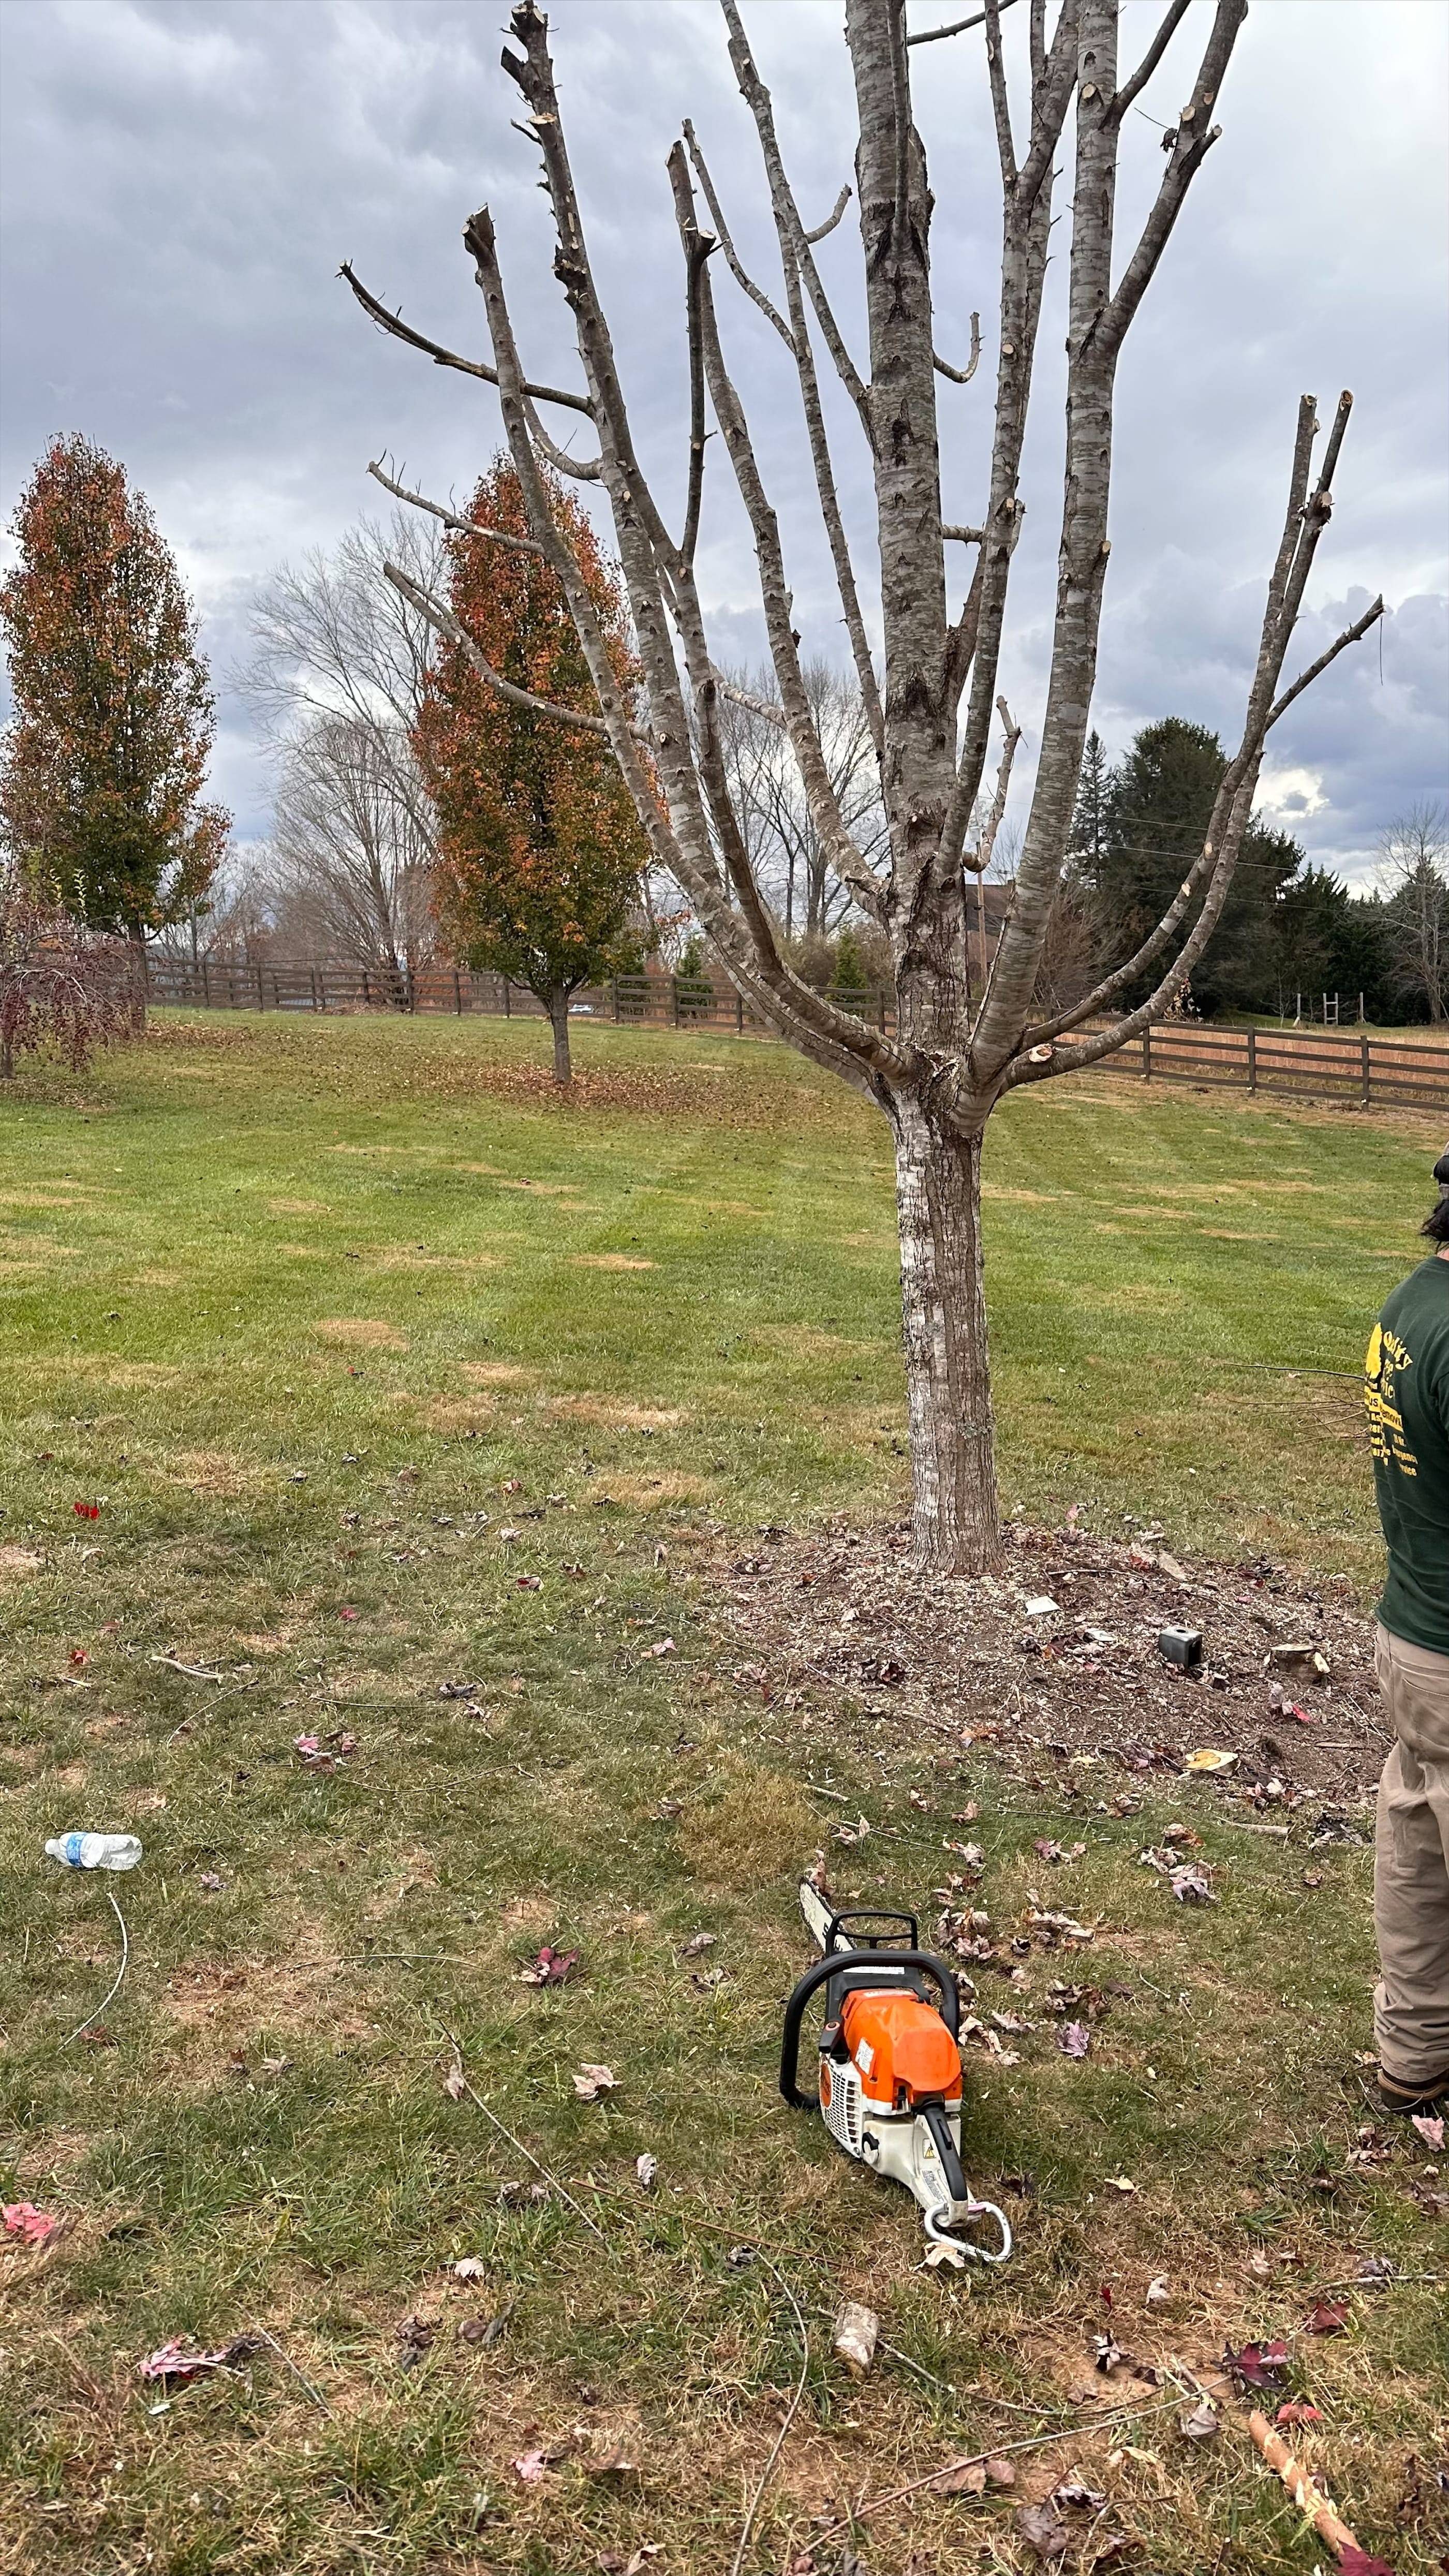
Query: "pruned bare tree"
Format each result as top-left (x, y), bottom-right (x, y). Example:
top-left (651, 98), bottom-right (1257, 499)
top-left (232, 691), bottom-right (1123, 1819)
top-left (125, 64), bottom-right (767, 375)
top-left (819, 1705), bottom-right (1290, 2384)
top-left (239, 512), bottom-right (441, 972)
top-left (345, 0), bottom-right (1384, 1573)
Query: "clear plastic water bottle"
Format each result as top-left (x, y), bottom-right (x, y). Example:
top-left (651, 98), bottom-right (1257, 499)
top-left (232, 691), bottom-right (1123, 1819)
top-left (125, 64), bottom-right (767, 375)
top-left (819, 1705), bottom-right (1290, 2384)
top-left (45, 1832), bottom-right (143, 1871)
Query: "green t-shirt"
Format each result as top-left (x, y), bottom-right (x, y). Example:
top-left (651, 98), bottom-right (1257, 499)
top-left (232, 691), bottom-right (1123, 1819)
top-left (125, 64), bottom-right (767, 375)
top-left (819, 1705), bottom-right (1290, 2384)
top-left (1366, 1252), bottom-right (1449, 1653)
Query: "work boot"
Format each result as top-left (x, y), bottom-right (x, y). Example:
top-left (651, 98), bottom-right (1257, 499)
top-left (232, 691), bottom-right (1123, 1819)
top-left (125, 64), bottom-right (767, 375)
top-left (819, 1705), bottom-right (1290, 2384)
top-left (1376, 2064), bottom-right (1449, 2118)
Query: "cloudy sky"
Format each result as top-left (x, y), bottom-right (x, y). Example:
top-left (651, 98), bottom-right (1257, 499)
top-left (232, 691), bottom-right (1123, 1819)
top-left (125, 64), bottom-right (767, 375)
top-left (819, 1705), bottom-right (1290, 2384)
top-left (2, 0), bottom-right (1445, 882)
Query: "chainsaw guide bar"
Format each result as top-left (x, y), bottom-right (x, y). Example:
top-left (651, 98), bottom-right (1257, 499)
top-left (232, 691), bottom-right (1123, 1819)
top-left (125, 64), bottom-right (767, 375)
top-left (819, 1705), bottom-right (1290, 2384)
top-left (781, 1879), bottom-right (1012, 2266)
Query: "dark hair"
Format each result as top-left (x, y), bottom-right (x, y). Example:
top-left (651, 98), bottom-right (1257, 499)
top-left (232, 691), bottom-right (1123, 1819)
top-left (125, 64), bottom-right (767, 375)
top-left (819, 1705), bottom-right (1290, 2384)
top-left (1423, 1145), bottom-right (1449, 1245)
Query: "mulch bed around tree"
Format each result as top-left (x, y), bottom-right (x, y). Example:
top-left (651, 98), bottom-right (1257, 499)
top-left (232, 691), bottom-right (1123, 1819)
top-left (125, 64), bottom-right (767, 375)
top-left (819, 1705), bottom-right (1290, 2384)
top-left (708, 1517), bottom-right (1391, 1815)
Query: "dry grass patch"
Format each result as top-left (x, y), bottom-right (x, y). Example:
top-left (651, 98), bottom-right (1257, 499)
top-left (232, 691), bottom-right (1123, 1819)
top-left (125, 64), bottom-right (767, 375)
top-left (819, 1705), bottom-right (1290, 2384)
top-left (675, 1755), bottom-right (817, 1891)
top-left (550, 1395), bottom-right (686, 1429)
top-left (461, 1361), bottom-right (535, 1386)
top-left (313, 1318), bottom-right (409, 1350)
top-left (0, 1544), bottom-right (45, 1580)
top-left (571, 1252), bottom-right (656, 1271)
top-left (266, 1196), bottom-right (333, 1216)
top-left (164, 1448), bottom-right (270, 1499)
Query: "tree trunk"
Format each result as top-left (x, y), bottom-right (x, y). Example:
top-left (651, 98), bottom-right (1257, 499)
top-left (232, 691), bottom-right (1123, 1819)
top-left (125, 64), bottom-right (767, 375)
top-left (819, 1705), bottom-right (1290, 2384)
top-left (548, 985), bottom-right (572, 1084)
top-left (890, 1091), bottom-right (1000, 1576)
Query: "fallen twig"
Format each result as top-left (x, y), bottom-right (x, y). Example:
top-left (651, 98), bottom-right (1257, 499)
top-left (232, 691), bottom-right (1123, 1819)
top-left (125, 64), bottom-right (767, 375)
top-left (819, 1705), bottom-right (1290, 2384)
top-left (434, 2025), bottom-right (606, 2244)
top-left (244, 2321), bottom-right (333, 2417)
top-left (60, 1889), bottom-right (128, 2049)
top-left (728, 2257), bottom-right (810, 2576)
top-left (150, 1654), bottom-right (229, 1683)
top-left (810, 2367), bottom-right (1235, 2547)
top-left (1246, 2409), bottom-right (1359, 2559)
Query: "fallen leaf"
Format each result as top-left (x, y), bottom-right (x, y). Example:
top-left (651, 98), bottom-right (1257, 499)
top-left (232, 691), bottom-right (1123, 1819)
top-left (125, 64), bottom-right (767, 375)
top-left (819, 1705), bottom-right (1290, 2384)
top-left (1170, 1863), bottom-right (1215, 1905)
top-left (442, 2067), bottom-right (467, 2100)
top-left (1016, 2500), bottom-right (1071, 2559)
top-left (1058, 2021), bottom-right (1091, 2059)
top-left (634, 2153), bottom-right (658, 2189)
top-left (1145, 2275), bottom-right (1170, 2306)
top-left (1104, 2175), bottom-right (1137, 2195)
top-left (641, 1636), bottom-right (676, 1658)
top-left (515, 1573), bottom-right (543, 1592)
top-left (1178, 2399), bottom-right (1220, 2439)
top-left (138, 2337), bottom-right (259, 2383)
top-left (1053, 2477), bottom-right (1107, 2510)
top-left (934, 2457), bottom-right (986, 2495)
top-left (923, 2238), bottom-right (968, 2270)
top-left (1223, 2336), bottom-right (1290, 2390)
top-left (984, 2454), bottom-right (1016, 2487)
top-left (68, 1647), bottom-right (90, 1669)
top-left (338, 1605), bottom-right (359, 1621)
top-left (572, 2063), bottom-right (617, 2101)
top-left (72, 1500), bottom-right (101, 1520)
top-left (1275, 2399), bottom-right (1323, 2427)
top-left (1338, 2548), bottom-right (1398, 2576)
top-left (2, 2202), bottom-right (63, 2247)
top-left (448, 2256), bottom-right (489, 2282)
top-left (1303, 2296), bottom-right (1350, 2338)
top-left (1411, 2112), bottom-right (1445, 2151)
top-left (198, 1870), bottom-right (224, 1892)
top-left (1186, 1748), bottom-right (1237, 1772)
top-left (511, 2447), bottom-right (550, 2485)
top-left (678, 1931), bottom-right (716, 1958)
top-left (518, 1945), bottom-right (580, 1987)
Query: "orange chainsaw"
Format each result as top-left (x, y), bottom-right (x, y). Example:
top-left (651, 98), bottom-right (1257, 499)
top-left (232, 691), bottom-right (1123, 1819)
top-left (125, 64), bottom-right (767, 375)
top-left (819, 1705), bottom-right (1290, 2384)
top-left (780, 1879), bottom-right (1012, 2264)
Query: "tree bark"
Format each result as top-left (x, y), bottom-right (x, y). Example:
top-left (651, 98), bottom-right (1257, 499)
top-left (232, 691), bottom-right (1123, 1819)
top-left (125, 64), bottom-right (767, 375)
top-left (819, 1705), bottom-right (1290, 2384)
top-left (890, 1090), bottom-right (999, 1574)
top-left (548, 984), bottom-right (572, 1084)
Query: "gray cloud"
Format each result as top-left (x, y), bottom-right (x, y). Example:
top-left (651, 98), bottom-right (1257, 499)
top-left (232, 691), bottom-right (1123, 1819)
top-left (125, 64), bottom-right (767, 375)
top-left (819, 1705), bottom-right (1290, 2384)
top-left (2, 0), bottom-right (1445, 880)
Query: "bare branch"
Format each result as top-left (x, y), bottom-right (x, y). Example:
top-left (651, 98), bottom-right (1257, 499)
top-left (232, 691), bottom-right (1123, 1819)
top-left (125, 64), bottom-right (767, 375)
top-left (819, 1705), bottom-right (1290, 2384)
top-left (720, 0), bottom-right (874, 441)
top-left (382, 559), bottom-right (626, 741)
top-left (1266, 593), bottom-right (1386, 732)
top-left (906, 0), bottom-right (1020, 42)
top-left (943, 525), bottom-right (985, 544)
top-left (803, 184), bottom-right (853, 244)
top-left (339, 260), bottom-right (593, 415)
top-left (366, 458), bottom-right (545, 556)
top-left (681, 120), bottom-right (795, 350)
top-left (1101, 2), bottom-right (1248, 359)
top-left (934, 313), bottom-right (982, 384)
top-left (1024, 845), bottom-right (1216, 1046)
top-left (713, 668), bottom-right (787, 730)
top-left (965, 696), bottom-right (1022, 877)
top-left (982, 0), bottom-right (1017, 186)
top-left (1107, 0), bottom-right (1192, 127)
top-left (671, 153), bottom-right (713, 569)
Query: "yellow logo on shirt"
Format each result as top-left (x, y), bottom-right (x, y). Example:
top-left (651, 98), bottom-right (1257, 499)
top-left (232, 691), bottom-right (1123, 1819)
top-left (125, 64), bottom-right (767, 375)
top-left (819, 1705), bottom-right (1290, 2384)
top-left (1366, 1323), bottom-right (1418, 1477)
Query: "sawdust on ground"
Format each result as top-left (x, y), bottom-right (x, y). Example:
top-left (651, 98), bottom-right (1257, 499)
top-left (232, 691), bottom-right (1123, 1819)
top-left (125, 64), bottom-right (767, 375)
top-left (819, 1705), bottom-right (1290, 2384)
top-left (705, 1519), bottom-right (1389, 1808)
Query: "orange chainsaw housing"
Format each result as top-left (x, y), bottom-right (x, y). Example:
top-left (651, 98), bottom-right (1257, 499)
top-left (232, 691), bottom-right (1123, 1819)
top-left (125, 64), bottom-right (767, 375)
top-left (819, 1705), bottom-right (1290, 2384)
top-left (833, 1986), bottom-right (962, 2112)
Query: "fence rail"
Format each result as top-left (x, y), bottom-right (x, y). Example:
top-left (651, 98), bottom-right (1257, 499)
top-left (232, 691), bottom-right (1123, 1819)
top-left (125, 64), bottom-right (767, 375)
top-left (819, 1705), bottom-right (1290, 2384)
top-left (140, 955), bottom-right (1447, 1110)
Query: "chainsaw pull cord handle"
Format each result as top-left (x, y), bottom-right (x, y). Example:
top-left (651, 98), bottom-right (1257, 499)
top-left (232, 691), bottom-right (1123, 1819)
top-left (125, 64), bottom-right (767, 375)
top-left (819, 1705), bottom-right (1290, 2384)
top-left (778, 1947), bottom-right (960, 2110)
top-left (924, 2194), bottom-right (1014, 2266)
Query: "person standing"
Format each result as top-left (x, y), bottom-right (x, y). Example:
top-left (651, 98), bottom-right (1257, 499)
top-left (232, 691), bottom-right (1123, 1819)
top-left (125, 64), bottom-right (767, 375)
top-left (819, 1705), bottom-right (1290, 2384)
top-left (1365, 1144), bottom-right (1449, 2114)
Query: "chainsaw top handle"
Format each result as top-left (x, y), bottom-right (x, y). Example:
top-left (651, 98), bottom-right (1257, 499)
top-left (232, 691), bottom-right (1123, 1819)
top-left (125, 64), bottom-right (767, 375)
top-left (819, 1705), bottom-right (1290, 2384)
top-left (779, 1947), bottom-right (960, 2110)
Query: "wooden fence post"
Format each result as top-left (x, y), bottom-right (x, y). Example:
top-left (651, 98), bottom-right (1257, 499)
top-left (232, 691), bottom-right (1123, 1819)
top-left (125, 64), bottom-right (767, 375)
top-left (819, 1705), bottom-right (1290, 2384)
top-left (672, 976), bottom-right (681, 1027)
top-left (1142, 1024), bottom-right (1152, 1082)
top-left (1361, 1034), bottom-right (1371, 1109)
top-left (503, 979), bottom-right (511, 1017)
top-left (256, 964), bottom-right (264, 1011)
top-left (1247, 1027), bottom-right (1256, 1094)
top-left (454, 970), bottom-right (462, 1015)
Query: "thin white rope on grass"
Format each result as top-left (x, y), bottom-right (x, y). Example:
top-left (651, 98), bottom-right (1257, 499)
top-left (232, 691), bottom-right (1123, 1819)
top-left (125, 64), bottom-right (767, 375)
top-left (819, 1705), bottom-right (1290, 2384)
top-left (727, 2257), bottom-right (810, 2576)
top-left (61, 1889), bottom-right (128, 2048)
top-left (436, 2023), bottom-right (607, 2244)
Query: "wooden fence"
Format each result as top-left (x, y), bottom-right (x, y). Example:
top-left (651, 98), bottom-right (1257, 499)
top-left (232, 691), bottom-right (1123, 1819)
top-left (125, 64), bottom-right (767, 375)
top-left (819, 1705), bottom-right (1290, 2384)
top-left (140, 955), bottom-right (1447, 1111)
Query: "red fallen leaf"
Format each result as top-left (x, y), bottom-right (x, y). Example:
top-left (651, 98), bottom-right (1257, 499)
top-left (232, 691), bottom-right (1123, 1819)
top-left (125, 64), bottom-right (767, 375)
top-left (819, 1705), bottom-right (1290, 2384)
top-left (502, 1477), bottom-right (523, 1494)
top-left (1223, 2337), bottom-right (1290, 2389)
top-left (138, 2336), bottom-right (259, 2382)
top-left (511, 2446), bottom-right (550, 2484)
top-left (1338, 2550), bottom-right (1399, 2576)
top-left (338, 1605), bottom-right (359, 1621)
top-left (1099, 2282), bottom-right (1114, 2309)
top-left (1275, 2400), bottom-right (1323, 2426)
top-left (68, 1648), bottom-right (90, 1669)
top-left (3, 2201), bottom-right (63, 2247)
top-left (516, 1574), bottom-right (543, 1592)
top-left (518, 1946), bottom-right (579, 1987)
top-left (72, 1500), bottom-right (100, 1520)
top-left (1305, 2296), bottom-right (1349, 2334)
top-left (1057, 2021), bottom-right (1091, 2058)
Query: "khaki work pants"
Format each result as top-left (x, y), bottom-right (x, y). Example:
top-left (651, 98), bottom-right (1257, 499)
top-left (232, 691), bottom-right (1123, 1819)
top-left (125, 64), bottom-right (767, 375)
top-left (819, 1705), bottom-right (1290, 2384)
top-left (1374, 1621), bottom-right (1449, 2085)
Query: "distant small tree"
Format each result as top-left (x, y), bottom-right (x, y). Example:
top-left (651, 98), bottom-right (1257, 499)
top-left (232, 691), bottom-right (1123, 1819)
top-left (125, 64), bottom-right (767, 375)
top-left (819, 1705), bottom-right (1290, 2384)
top-left (1380, 803), bottom-right (1449, 1024)
top-left (0, 435), bottom-right (229, 943)
top-left (0, 872), bottom-right (144, 1080)
top-left (407, 458), bottom-right (649, 1082)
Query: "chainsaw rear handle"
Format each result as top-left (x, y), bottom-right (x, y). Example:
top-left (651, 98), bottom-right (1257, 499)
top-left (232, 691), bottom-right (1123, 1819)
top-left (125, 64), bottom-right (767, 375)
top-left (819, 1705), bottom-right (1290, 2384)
top-left (779, 1947), bottom-right (961, 2110)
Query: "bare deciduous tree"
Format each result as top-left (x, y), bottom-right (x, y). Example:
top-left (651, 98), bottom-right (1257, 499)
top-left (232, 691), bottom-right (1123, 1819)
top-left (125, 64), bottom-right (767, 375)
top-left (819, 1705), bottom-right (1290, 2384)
top-left (240, 513), bottom-right (441, 973)
top-left (345, 0), bottom-right (1383, 1573)
top-left (717, 662), bottom-right (888, 940)
top-left (1379, 801), bottom-right (1448, 1025)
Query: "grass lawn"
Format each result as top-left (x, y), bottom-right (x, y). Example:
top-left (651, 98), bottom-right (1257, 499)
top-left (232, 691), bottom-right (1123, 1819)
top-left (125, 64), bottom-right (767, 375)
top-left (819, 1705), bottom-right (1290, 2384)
top-left (1, 1009), bottom-right (1444, 2576)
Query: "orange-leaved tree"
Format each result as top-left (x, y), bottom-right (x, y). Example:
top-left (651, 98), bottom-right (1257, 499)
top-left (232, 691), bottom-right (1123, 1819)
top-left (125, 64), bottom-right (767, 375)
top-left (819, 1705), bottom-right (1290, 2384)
top-left (409, 457), bottom-right (649, 1082)
top-left (0, 434), bottom-right (229, 944)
